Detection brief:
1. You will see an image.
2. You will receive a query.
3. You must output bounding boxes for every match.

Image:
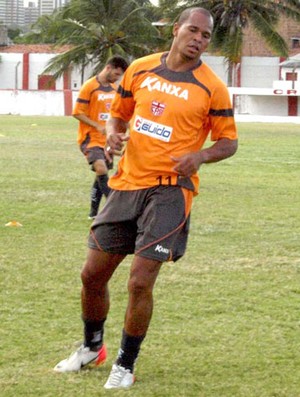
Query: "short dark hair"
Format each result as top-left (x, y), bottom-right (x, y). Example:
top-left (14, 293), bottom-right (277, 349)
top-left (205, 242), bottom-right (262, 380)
top-left (177, 7), bottom-right (213, 26)
top-left (106, 55), bottom-right (129, 72)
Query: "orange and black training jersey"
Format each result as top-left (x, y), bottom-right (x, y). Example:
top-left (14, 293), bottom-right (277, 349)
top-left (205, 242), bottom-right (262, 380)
top-left (73, 76), bottom-right (117, 148)
top-left (109, 52), bottom-right (238, 194)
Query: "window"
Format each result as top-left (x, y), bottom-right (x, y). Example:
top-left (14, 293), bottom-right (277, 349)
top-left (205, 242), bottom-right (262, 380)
top-left (291, 37), bottom-right (300, 49)
top-left (286, 72), bottom-right (298, 81)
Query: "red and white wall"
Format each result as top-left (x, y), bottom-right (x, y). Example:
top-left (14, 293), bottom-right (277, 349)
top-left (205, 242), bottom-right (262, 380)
top-left (0, 51), bottom-right (299, 119)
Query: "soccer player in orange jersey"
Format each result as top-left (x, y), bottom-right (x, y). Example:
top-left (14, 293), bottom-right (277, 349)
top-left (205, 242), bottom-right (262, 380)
top-left (54, 8), bottom-right (238, 389)
top-left (73, 56), bottom-right (128, 219)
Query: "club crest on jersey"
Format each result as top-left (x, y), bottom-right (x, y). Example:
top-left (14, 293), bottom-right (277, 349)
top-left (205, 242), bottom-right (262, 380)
top-left (141, 77), bottom-right (188, 101)
top-left (151, 101), bottom-right (165, 116)
top-left (133, 115), bottom-right (172, 142)
top-left (99, 113), bottom-right (109, 121)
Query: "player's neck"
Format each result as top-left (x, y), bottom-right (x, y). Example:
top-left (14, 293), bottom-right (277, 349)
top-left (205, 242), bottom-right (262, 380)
top-left (97, 73), bottom-right (109, 86)
top-left (165, 52), bottom-right (201, 72)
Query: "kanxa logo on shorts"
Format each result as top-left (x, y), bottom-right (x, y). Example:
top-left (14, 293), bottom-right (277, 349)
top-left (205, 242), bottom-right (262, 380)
top-left (155, 244), bottom-right (169, 254)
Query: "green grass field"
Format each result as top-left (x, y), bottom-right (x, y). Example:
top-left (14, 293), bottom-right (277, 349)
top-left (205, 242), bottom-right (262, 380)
top-left (0, 115), bottom-right (300, 397)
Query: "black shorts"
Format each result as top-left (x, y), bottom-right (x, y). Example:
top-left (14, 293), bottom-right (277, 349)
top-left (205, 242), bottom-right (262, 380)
top-left (80, 136), bottom-right (113, 170)
top-left (88, 186), bottom-right (193, 262)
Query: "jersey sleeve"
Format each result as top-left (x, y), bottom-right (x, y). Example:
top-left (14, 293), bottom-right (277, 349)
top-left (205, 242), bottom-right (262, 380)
top-left (72, 80), bottom-right (92, 116)
top-left (209, 83), bottom-right (237, 141)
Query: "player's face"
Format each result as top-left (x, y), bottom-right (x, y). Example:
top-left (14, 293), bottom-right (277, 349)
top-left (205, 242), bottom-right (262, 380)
top-left (106, 67), bottom-right (124, 84)
top-left (173, 11), bottom-right (213, 60)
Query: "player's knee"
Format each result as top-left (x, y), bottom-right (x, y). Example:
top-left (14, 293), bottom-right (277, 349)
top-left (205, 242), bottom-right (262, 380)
top-left (81, 267), bottom-right (92, 287)
top-left (81, 266), bottom-right (100, 290)
top-left (81, 258), bottom-right (109, 291)
top-left (95, 169), bottom-right (107, 176)
top-left (127, 276), bottom-right (152, 297)
top-left (93, 160), bottom-right (107, 175)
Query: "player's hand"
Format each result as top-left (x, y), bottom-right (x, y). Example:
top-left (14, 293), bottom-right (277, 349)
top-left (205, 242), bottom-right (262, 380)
top-left (105, 133), bottom-right (129, 162)
top-left (171, 152), bottom-right (202, 177)
top-left (95, 124), bottom-right (106, 135)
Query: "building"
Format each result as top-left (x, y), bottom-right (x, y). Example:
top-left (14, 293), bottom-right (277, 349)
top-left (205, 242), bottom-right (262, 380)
top-left (243, 17), bottom-right (300, 58)
top-left (54, 0), bottom-right (70, 8)
top-left (0, 0), bottom-right (5, 24)
top-left (0, 0), bottom-right (71, 28)
top-left (24, 2), bottom-right (39, 28)
top-left (38, 0), bottom-right (54, 16)
top-left (38, 0), bottom-right (70, 16)
top-left (0, 0), bottom-right (24, 27)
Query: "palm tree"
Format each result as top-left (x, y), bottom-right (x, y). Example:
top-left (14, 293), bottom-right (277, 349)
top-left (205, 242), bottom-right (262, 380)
top-left (25, 0), bottom-right (163, 83)
top-left (165, 0), bottom-right (300, 86)
top-left (19, 9), bottom-right (75, 44)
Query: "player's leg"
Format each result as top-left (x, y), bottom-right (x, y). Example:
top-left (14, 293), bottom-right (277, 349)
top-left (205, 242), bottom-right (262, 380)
top-left (104, 186), bottom-right (193, 389)
top-left (86, 146), bottom-right (112, 217)
top-left (104, 256), bottom-right (162, 389)
top-left (81, 248), bottom-right (126, 348)
top-left (118, 256), bottom-right (162, 364)
top-left (54, 249), bottom-right (126, 373)
top-left (89, 177), bottom-right (102, 219)
top-left (88, 158), bottom-right (109, 219)
top-left (81, 248), bottom-right (125, 323)
top-left (124, 256), bottom-right (163, 336)
top-left (54, 189), bottom-right (137, 374)
top-left (93, 156), bottom-right (111, 198)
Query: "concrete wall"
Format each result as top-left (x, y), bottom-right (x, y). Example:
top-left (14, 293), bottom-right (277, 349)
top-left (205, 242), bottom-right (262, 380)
top-left (229, 87), bottom-right (300, 118)
top-left (0, 51), bottom-right (299, 120)
top-left (0, 87), bottom-right (298, 119)
top-left (0, 53), bottom-right (24, 89)
top-left (0, 90), bottom-right (69, 116)
top-left (0, 51), bottom-right (288, 90)
top-left (28, 53), bottom-right (64, 90)
top-left (241, 57), bottom-right (281, 88)
top-left (235, 95), bottom-right (288, 116)
top-left (0, 52), bottom-right (94, 90)
top-left (202, 54), bottom-right (228, 84)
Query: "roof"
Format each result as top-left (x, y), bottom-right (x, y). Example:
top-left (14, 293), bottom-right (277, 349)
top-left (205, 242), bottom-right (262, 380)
top-left (0, 44), bottom-right (73, 54)
top-left (280, 53), bottom-right (300, 68)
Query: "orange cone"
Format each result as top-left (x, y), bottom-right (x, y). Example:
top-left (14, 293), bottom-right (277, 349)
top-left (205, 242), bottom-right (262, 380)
top-left (5, 221), bottom-right (23, 227)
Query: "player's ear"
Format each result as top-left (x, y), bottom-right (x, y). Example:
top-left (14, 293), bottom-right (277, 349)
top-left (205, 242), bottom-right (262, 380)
top-left (173, 23), bottom-right (179, 37)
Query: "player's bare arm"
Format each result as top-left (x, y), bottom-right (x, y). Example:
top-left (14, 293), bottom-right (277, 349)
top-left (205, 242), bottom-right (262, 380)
top-left (73, 113), bottom-right (106, 134)
top-left (105, 117), bottom-right (129, 161)
top-left (172, 138), bottom-right (238, 177)
top-left (198, 137), bottom-right (238, 164)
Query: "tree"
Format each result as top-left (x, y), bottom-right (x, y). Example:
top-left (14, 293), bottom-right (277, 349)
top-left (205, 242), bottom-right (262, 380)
top-left (21, 0), bottom-right (163, 83)
top-left (8, 27), bottom-right (22, 41)
top-left (17, 10), bottom-right (68, 44)
top-left (165, 0), bottom-right (300, 85)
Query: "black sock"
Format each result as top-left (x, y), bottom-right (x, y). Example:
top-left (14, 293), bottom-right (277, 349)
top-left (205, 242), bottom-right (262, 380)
top-left (83, 318), bottom-right (106, 351)
top-left (90, 179), bottom-right (102, 216)
top-left (116, 329), bottom-right (145, 372)
top-left (97, 174), bottom-right (111, 198)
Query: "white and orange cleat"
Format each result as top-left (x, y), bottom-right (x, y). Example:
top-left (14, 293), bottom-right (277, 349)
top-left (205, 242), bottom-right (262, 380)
top-left (54, 344), bottom-right (107, 372)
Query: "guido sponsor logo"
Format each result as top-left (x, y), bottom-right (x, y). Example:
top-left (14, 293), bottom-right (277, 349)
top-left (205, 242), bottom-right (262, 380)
top-left (133, 115), bottom-right (173, 142)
